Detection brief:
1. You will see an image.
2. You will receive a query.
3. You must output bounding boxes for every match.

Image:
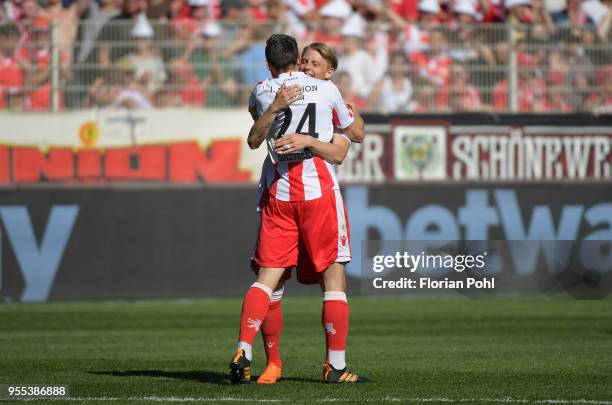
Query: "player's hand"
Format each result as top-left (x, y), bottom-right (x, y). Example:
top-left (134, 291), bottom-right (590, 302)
top-left (344, 101), bottom-right (358, 113)
top-left (271, 83), bottom-right (303, 112)
top-left (275, 133), bottom-right (313, 154)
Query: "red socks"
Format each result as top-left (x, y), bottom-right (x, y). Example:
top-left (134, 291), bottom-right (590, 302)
top-left (238, 282), bottom-right (272, 354)
top-left (261, 299), bottom-right (283, 367)
top-left (322, 291), bottom-right (349, 369)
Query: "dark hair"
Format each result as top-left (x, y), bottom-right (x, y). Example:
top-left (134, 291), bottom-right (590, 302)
top-left (302, 42), bottom-right (338, 70)
top-left (265, 34), bottom-right (299, 71)
top-left (389, 51), bottom-right (409, 65)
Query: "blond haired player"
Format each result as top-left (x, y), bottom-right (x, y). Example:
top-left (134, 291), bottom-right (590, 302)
top-left (229, 34), bottom-right (366, 384)
top-left (253, 42), bottom-right (365, 385)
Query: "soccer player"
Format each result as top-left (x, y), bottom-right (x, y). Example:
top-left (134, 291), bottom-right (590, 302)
top-left (255, 42), bottom-right (364, 385)
top-left (229, 34), bottom-right (365, 384)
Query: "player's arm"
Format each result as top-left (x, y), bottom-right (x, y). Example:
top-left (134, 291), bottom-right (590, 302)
top-left (343, 101), bottom-right (365, 143)
top-left (274, 133), bottom-right (350, 165)
top-left (332, 85), bottom-right (365, 144)
top-left (247, 84), bottom-right (303, 150)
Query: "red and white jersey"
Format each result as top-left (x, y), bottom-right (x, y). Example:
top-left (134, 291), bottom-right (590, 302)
top-left (249, 71), bottom-right (354, 204)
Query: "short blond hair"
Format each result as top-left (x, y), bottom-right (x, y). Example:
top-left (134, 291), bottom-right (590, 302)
top-left (302, 42), bottom-right (338, 70)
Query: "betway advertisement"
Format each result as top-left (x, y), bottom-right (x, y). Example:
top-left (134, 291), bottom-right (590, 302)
top-left (0, 184), bottom-right (609, 302)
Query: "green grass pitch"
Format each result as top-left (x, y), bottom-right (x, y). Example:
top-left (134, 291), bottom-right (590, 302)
top-left (1, 297), bottom-right (612, 404)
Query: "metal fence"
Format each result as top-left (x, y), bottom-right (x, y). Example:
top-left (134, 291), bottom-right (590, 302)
top-left (1, 19), bottom-right (611, 113)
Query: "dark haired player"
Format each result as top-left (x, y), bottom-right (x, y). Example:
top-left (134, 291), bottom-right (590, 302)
top-left (229, 34), bottom-right (365, 384)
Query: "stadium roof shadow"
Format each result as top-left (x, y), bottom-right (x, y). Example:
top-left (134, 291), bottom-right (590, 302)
top-left (90, 370), bottom-right (319, 385)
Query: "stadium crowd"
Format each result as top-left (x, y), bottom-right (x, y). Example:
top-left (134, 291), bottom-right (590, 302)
top-left (0, 0), bottom-right (611, 112)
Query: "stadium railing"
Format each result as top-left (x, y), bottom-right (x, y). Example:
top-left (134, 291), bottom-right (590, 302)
top-left (1, 19), bottom-right (611, 113)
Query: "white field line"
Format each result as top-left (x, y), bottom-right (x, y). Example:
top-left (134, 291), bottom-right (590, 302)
top-left (13, 397), bottom-right (612, 404)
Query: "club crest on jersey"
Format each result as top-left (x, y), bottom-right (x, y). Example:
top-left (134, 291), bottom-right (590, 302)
top-left (266, 342), bottom-right (275, 348)
top-left (340, 235), bottom-right (348, 246)
top-left (325, 322), bottom-right (337, 335)
top-left (247, 317), bottom-right (262, 332)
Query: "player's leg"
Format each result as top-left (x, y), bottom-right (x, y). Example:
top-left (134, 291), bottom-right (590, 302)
top-left (231, 267), bottom-right (286, 384)
top-left (257, 282), bottom-right (285, 384)
top-left (300, 189), bottom-right (364, 383)
top-left (231, 197), bottom-right (299, 384)
top-left (319, 264), bottom-right (364, 383)
top-left (320, 263), bottom-right (348, 370)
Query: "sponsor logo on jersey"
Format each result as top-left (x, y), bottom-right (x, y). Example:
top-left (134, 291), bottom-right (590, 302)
top-left (277, 149), bottom-right (314, 162)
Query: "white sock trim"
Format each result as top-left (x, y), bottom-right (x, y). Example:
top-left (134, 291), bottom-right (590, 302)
top-left (238, 341), bottom-right (252, 361)
top-left (251, 282), bottom-right (273, 299)
top-left (328, 350), bottom-right (346, 370)
top-left (271, 286), bottom-right (284, 302)
top-left (323, 291), bottom-right (347, 302)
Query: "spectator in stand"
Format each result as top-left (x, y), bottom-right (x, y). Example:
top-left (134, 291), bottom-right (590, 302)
top-left (23, 16), bottom-right (72, 110)
top-left (337, 14), bottom-right (381, 99)
top-left (546, 70), bottom-right (572, 111)
top-left (335, 71), bottom-right (368, 109)
top-left (125, 14), bottom-right (167, 94)
top-left (453, 0), bottom-right (480, 24)
top-left (184, 20), bottom-right (239, 106)
top-left (478, 0), bottom-right (505, 22)
top-left (445, 63), bottom-right (483, 111)
top-left (554, 26), bottom-right (596, 107)
top-left (492, 51), bottom-right (549, 112)
top-left (597, 0), bottom-right (612, 41)
top-left (97, 0), bottom-right (146, 63)
top-left (385, 0), bottom-right (419, 22)
top-left (73, 0), bottom-right (120, 70)
top-left (3, 0), bottom-right (24, 21)
top-left (218, 0), bottom-right (253, 59)
top-left (147, 0), bottom-right (197, 19)
top-left (246, 0), bottom-right (267, 20)
top-left (412, 80), bottom-right (447, 111)
top-left (157, 57), bottom-right (205, 106)
top-left (368, 51), bottom-right (414, 111)
top-left (168, 0), bottom-right (191, 20)
top-left (0, 21), bottom-right (26, 110)
top-left (281, 0), bottom-right (315, 39)
top-left (312, 0), bottom-right (353, 52)
top-left (506, 0), bottom-right (536, 25)
top-left (530, 0), bottom-right (555, 32)
top-left (171, 0), bottom-right (213, 40)
top-left (17, 0), bottom-right (41, 25)
top-left (110, 56), bottom-right (154, 108)
top-left (449, 0), bottom-right (489, 62)
top-left (411, 27), bottom-right (452, 87)
top-left (350, 0), bottom-right (387, 23)
top-left (552, 0), bottom-right (595, 27)
top-left (84, 67), bottom-right (113, 107)
top-left (265, 0), bottom-right (304, 40)
top-left (394, 0), bottom-right (441, 58)
top-left (69, 0), bottom-right (120, 107)
top-left (236, 25), bottom-right (270, 86)
top-left (586, 64), bottom-right (612, 112)
top-left (39, 0), bottom-right (83, 62)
